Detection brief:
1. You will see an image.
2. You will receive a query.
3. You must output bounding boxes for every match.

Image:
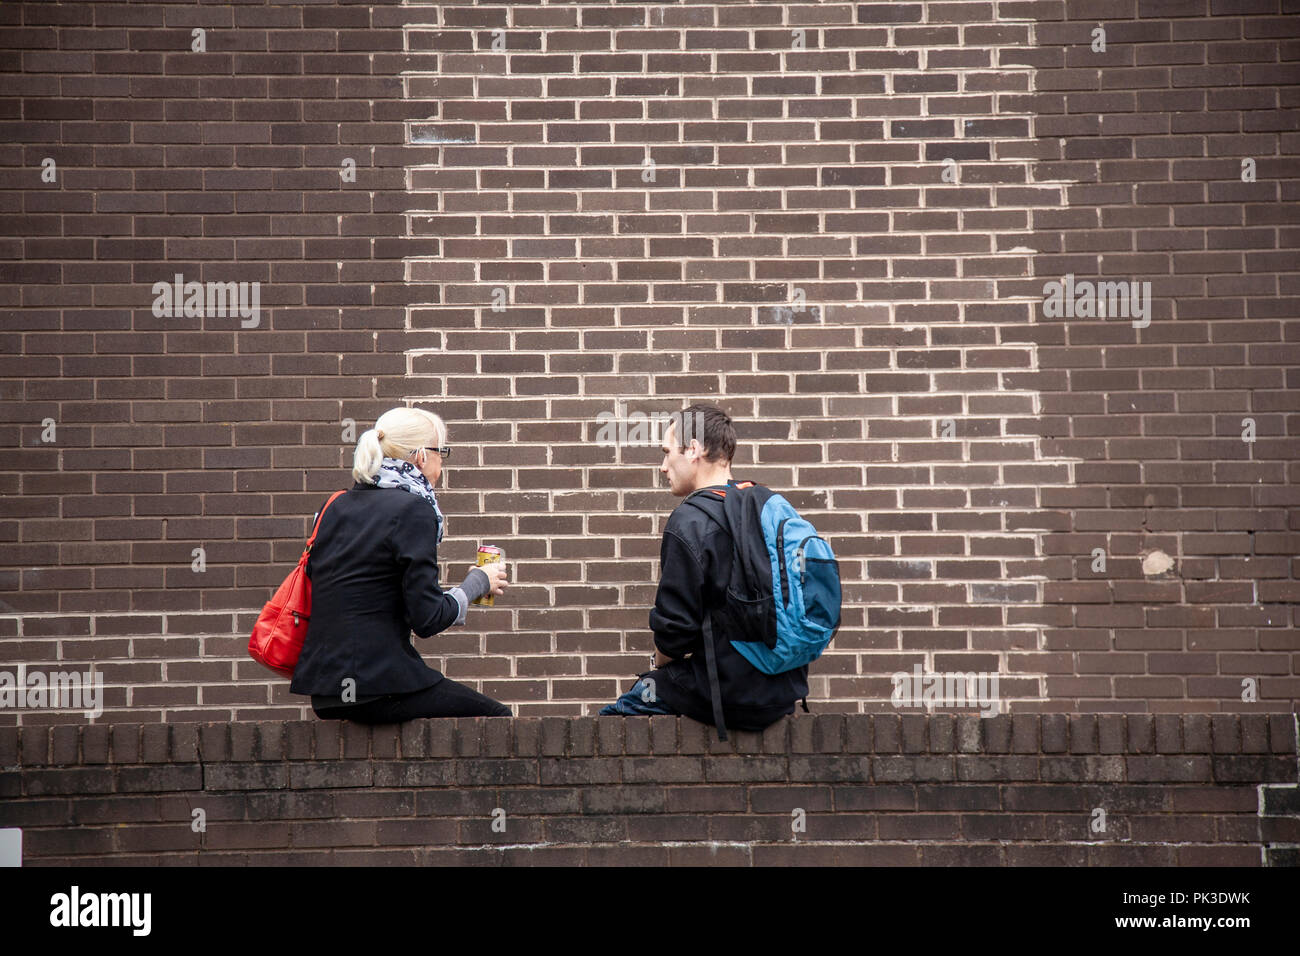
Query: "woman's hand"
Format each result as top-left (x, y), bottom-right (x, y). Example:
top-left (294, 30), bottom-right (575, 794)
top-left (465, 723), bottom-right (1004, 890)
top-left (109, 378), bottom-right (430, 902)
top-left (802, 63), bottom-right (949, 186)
top-left (477, 561), bottom-right (509, 596)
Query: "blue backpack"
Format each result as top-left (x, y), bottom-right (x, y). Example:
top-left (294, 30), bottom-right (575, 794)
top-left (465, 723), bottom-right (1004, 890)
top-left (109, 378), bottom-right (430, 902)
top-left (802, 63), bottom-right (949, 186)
top-left (684, 481), bottom-right (842, 739)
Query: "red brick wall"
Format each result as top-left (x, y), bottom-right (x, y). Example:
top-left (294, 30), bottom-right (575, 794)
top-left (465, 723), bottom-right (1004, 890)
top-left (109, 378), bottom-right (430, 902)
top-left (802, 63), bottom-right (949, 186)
top-left (2, 714), bottom-right (1296, 865)
top-left (1, 1), bottom-right (1297, 725)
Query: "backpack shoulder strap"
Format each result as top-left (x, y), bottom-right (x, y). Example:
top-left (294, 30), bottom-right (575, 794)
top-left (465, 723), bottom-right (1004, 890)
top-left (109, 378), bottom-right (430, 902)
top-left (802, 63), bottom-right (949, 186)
top-left (680, 480), bottom-right (756, 532)
top-left (702, 613), bottom-right (728, 742)
top-left (681, 488), bottom-right (730, 533)
top-left (683, 482), bottom-right (759, 744)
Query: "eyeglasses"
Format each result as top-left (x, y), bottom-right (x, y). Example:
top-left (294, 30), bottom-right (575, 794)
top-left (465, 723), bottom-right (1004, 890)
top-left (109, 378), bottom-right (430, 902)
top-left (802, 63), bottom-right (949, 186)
top-left (419, 446), bottom-right (452, 459)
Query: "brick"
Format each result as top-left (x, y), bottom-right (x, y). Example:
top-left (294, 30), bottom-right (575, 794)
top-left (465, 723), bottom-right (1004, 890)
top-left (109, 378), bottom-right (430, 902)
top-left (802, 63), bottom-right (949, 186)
top-left (197, 723), bottom-right (229, 763)
top-left (205, 764), bottom-right (288, 791)
top-left (1268, 714), bottom-right (1295, 754)
top-left (82, 724), bottom-right (109, 763)
top-left (51, 725), bottom-right (78, 764)
top-left (1, 797), bottom-right (74, 826)
top-left (1041, 756), bottom-right (1125, 783)
top-left (374, 819), bottom-right (458, 846)
top-left (928, 715), bottom-right (954, 753)
top-left (257, 723), bottom-right (286, 761)
top-left (1011, 716), bottom-right (1039, 754)
top-left (310, 722), bottom-right (342, 760)
top-left (116, 765), bottom-right (202, 792)
top-left (583, 785), bottom-right (667, 814)
top-left (399, 721), bottom-right (429, 759)
top-left (955, 715), bottom-right (982, 753)
top-left (111, 724), bottom-right (141, 763)
top-left (754, 843), bottom-right (920, 866)
top-left (285, 723), bottom-right (313, 760)
top-left (455, 758), bottom-right (537, 787)
top-left (230, 723), bottom-right (258, 762)
top-left (594, 716), bottom-right (623, 756)
top-left (1210, 714), bottom-right (1242, 753)
top-left (1155, 715), bottom-right (1183, 753)
top-left (921, 844), bottom-right (1004, 866)
top-left (873, 714), bottom-right (901, 753)
top-left (569, 717), bottom-right (595, 756)
top-left (1043, 715), bottom-right (1071, 754)
top-left (1125, 756), bottom-right (1213, 783)
top-left (668, 844), bottom-right (752, 865)
top-left (1126, 715), bottom-right (1155, 753)
top-left (371, 761), bottom-right (454, 788)
top-left (622, 756), bottom-right (704, 784)
top-left (539, 717), bottom-right (567, 756)
top-left (25, 826), bottom-right (117, 858)
top-left (789, 755), bottom-right (872, 782)
top-left (956, 756), bottom-right (1039, 782)
top-left (982, 715), bottom-right (1011, 754)
top-left (291, 820), bottom-right (376, 848)
top-left (412, 788), bottom-right (495, 816)
top-left (899, 714), bottom-right (928, 753)
top-left (845, 714), bottom-right (874, 752)
top-left (873, 756), bottom-right (955, 783)
top-left (761, 717), bottom-right (789, 754)
top-left (1240, 715), bottom-right (1270, 754)
top-left (1212, 755), bottom-right (1296, 784)
top-left (538, 757), bottom-right (620, 785)
top-left (663, 784), bottom-right (746, 813)
top-left (1068, 715), bottom-right (1098, 754)
top-left (341, 721), bottom-right (370, 759)
top-left (458, 815), bottom-right (545, 844)
top-left (428, 721), bottom-right (456, 758)
top-left (21, 767), bottom-right (112, 796)
top-left (170, 724), bottom-right (198, 762)
top-left (605, 715), bottom-right (645, 757)
top-left (1184, 714), bottom-right (1213, 752)
top-left (1261, 785), bottom-right (1300, 816)
top-left (649, 715), bottom-right (678, 754)
top-left (751, 785), bottom-right (833, 813)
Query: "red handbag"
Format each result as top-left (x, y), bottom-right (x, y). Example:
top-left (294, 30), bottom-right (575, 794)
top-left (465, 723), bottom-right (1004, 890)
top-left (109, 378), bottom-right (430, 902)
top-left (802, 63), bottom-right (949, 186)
top-left (248, 490), bottom-right (347, 677)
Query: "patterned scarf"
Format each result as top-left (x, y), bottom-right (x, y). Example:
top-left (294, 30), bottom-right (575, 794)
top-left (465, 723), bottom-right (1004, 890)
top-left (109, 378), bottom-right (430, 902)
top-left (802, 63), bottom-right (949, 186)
top-left (371, 455), bottom-right (445, 544)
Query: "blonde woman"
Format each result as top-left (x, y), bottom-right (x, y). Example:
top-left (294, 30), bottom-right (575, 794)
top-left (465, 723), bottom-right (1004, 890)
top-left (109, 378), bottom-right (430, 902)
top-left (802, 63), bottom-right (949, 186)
top-left (290, 406), bottom-right (511, 721)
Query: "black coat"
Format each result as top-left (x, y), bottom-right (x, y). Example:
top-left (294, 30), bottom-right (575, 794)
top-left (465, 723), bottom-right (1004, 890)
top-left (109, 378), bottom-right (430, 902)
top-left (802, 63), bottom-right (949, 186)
top-left (289, 480), bottom-right (458, 698)
top-left (643, 481), bottom-right (809, 731)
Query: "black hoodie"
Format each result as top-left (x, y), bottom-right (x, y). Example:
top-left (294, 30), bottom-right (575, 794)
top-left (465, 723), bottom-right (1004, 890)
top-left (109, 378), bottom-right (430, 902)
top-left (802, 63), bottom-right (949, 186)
top-left (642, 480), bottom-right (809, 731)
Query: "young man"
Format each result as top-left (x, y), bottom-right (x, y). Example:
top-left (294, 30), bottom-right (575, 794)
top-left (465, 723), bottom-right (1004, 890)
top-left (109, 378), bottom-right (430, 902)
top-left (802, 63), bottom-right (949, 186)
top-left (599, 403), bottom-right (810, 732)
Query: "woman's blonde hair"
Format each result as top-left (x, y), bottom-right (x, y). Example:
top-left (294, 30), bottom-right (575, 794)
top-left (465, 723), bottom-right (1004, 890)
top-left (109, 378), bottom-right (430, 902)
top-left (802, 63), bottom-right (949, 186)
top-left (352, 406), bottom-right (447, 484)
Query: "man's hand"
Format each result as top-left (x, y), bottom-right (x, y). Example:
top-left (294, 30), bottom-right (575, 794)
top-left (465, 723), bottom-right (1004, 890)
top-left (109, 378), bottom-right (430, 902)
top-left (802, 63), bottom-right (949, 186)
top-left (476, 562), bottom-right (509, 596)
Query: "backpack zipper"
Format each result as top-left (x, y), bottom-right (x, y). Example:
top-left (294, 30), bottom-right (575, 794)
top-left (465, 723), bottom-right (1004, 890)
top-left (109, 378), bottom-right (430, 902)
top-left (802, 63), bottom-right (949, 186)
top-left (777, 517), bottom-right (790, 606)
top-left (793, 534), bottom-right (829, 576)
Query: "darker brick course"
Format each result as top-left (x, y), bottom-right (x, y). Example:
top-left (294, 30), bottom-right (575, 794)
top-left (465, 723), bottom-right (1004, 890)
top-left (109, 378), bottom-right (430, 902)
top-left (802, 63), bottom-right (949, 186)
top-left (1, 714), bottom-right (1297, 865)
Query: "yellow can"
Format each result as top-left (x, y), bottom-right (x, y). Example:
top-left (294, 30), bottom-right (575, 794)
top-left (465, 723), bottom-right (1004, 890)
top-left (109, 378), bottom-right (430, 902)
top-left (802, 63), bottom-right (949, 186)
top-left (473, 546), bottom-right (504, 606)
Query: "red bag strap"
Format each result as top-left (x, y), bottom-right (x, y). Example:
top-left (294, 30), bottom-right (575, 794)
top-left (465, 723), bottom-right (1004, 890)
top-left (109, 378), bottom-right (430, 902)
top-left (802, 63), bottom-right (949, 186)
top-left (303, 490), bottom-right (347, 556)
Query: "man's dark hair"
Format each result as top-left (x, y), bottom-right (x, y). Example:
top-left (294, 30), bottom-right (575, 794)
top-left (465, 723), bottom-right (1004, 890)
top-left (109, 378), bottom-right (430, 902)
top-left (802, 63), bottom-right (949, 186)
top-left (668, 404), bottom-right (736, 464)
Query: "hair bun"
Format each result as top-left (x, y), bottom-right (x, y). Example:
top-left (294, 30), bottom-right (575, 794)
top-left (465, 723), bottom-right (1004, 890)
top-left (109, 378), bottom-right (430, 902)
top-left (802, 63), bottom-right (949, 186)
top-left (376, 429), bottom-right (384, 439)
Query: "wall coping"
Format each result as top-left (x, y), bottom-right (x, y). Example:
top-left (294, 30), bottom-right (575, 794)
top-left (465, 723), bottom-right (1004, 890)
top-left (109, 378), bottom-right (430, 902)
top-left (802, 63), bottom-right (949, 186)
top-left (3, 713), bottom-right (1297, 767)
